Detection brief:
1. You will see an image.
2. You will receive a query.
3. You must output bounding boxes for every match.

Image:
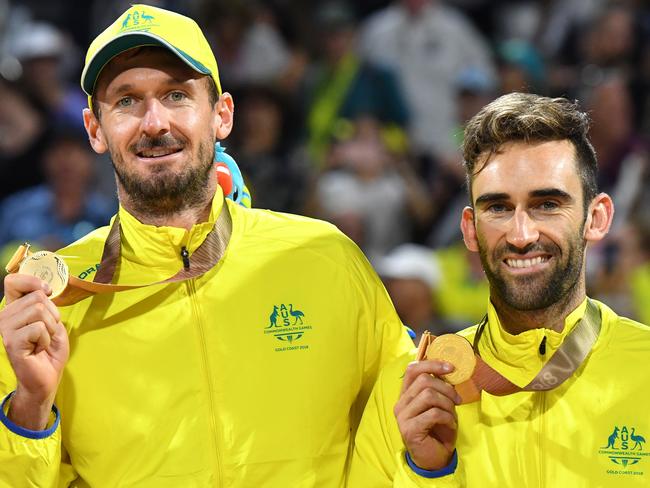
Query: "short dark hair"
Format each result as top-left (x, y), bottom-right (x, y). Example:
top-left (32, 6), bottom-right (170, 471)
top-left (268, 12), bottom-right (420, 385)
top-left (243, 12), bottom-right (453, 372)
top-left (90, 47), bottom-right (220, 119)
top-left (462, 92), bottom-right (599, 210)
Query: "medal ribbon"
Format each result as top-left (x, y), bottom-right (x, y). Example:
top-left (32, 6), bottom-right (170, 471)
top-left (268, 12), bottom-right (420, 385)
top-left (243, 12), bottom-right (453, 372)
top-left (6, 203), bottom-right (232, 307)
top-left (417, 299), bottom-right (602, 403)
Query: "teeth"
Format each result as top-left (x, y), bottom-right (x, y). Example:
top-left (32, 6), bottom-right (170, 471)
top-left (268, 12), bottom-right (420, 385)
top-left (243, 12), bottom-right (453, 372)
top-left (506, 256), bottom-right (548, 268)
top-left (140, 148), bottom-right (177, 157)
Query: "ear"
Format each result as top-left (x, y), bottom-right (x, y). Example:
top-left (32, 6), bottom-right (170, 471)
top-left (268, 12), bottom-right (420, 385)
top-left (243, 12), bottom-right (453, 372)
top-left (583, 192), bottom-right (615, 243)
top-left (83, 108), bottom-right (108, 154)
top-left (461, 206), bottom-right (480, 252)
top-left (214, 92), bottom-right (234, 140)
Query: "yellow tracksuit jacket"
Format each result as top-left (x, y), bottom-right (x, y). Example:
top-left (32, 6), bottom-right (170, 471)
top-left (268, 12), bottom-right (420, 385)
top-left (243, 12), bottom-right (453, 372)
top-left (349, 299), bottom-right (650, 487)
top-left (0, 191), bottom-right (413, 487)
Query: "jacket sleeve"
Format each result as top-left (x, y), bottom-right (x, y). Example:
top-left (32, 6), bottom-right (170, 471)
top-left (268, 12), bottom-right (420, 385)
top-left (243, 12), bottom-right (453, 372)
top-left (348, 356), bottom-right (465, 487)
top-left (0, 397), bottom-right (61, 487)
top-left (347, 241), bottom-right (415, 425)
top-left (0, 303), bottom-right (77, 487)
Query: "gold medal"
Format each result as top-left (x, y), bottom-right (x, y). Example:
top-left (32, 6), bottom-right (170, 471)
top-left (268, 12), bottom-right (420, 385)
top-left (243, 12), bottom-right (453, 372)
top-left (426, 334), bottom-right (476, 385)
top-left (17, 251), bottom-right (69, 300)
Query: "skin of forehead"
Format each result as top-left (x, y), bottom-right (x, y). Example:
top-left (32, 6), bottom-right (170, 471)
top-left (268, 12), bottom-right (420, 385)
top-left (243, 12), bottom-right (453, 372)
top-left (472, 140), bottom-right (582, 202)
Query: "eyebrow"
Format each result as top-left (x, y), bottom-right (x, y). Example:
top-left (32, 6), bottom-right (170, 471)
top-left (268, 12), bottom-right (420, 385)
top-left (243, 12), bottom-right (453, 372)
top-left (529, 188), bottom-right (573, 201)
top-left (474, 188), bottom-right (574, 206)
top-left (108, 83), bottom-right (135, 98)
top-left (474, 192), bottom-right (509, 206)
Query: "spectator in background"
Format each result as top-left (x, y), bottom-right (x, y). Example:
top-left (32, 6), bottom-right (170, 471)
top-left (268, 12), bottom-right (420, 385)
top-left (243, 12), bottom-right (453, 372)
top-left (377, 240), bottom-right (490, 340)
top-left (228, 85), bottom-right (309, 213)
top-left (583, 74), bottom-right (648, 228)
top-left (375, 244), bottom-right (443, 343)
top-left (0, 78), bottom-right (47, 199)
top-left (202, 3), bottom-right (291, 90)
top-left (497, 39), bottom-right (546, 94)
top-left (9, 21), bottom-right (86, 131)
top-left (376, 242), bottom-right (489, 340)
top-left (548, 2), bottom-right (639, 98)
top-left (376, 244), bottom-right (442, 340)
top-left (0, 127), bottom-right (116, 252)
top-left (359, 0), bottom-right (495, 164)
top-left (497, 0), bottom-right (601, 98)
top-left (299, 1), bottom-right (410, 165)
top-left (581, 3), bottom-right (637, 74)
top-left (313, 118), bottom-right (432, 263)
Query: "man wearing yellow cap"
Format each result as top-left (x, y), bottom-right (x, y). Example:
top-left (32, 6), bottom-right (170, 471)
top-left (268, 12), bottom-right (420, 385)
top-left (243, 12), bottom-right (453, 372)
top-left (0, 5), bottom-right (413, 486)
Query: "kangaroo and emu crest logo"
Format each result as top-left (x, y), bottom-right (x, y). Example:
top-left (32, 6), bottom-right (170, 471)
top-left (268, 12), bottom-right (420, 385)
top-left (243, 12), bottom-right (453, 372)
top-left (120, 10), bottom-right (158, 32)
top-left (264, 303), bottom-right (312, 351)
top-left (599, 425), bottom-right (649, 474)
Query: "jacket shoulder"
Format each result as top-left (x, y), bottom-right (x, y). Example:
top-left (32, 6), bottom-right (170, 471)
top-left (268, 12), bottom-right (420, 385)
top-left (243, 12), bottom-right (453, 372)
top-left (231, 205), bottom-right (360, 256)
top-left (594, 299), bottom-right (650, 354)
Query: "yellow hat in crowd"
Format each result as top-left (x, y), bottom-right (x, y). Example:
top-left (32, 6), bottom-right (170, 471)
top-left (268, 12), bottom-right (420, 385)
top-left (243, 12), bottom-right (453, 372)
top-left (81, 4), bottom-right (221, 103)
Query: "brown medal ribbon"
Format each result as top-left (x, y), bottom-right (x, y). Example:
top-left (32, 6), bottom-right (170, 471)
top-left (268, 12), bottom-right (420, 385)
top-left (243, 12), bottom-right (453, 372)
top-left (5, 203), bottom-right (232, 307)
top-left (417, 299), bottom-right (601, 404)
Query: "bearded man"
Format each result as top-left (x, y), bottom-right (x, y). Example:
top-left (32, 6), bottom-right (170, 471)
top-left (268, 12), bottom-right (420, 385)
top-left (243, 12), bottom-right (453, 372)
top-left (0, 5), bottom-right (412, 486)
top-left (349, 92), bottom-right (650, 487)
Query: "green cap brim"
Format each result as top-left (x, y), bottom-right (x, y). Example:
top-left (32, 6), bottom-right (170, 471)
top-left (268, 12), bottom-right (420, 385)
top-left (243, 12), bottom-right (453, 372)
top-left (82, 32), bottom-right (211, 95)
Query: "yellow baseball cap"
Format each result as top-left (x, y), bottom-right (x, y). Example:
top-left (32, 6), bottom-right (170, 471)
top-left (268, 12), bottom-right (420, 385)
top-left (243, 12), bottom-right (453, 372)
top-left (81, 4), bottom-right (222, 101)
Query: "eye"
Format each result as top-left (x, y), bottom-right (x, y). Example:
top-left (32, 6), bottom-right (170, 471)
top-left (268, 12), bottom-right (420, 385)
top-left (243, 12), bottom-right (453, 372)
top-left (169, 91), bottom-right (186, 102)
top-left (486, 203), bottom-right (508, 213)
top-left (117, 97), bottom-right (133, 108)
top-left (539, 200), bottom-right (559, 211)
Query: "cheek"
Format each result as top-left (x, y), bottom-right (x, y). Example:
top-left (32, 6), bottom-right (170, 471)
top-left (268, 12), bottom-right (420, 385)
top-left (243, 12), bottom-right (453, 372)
top-left (475, 222), bottom-right (502, 250)
top-left (102, 117), bottom-right (139, 149)
top-left (185, 107), bottom-right (213, 131)
top-left (539, 219), bottom-right (581, 247)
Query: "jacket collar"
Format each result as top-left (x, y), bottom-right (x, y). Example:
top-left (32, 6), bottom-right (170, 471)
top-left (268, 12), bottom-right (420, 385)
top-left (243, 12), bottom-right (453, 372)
top-left (478, 298), bottom-right (589, 388)
top-left (115, 186), bottom-right (225, 276)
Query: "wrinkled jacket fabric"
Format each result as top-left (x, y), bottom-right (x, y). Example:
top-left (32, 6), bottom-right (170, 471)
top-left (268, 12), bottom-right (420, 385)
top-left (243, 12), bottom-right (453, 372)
top-left (0, 192), bottom-right (413, 487)
top-left (350, 299), bottom-right (650, 487)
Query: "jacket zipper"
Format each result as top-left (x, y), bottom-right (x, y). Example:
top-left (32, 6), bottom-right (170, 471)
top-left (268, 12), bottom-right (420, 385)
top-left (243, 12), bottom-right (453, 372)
top-left (187, 278), bottom-right (223, 483)
top-left (538, 391), bottom-right (547, 488)
top-left (181, 246), bottom-right (190, 270)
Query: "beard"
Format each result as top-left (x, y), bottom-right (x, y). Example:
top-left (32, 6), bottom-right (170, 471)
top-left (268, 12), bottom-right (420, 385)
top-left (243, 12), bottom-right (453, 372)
top-left (109, 133), bottom-right (215, 218)
top-left (477, 226), bottom-right (585, 311)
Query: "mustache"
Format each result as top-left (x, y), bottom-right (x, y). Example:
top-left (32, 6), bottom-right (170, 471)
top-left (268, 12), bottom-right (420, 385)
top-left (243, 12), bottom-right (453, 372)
top-left (496, 242), bottom-right (558, 258)
top-left (130, 134), bottom-right (186, 153)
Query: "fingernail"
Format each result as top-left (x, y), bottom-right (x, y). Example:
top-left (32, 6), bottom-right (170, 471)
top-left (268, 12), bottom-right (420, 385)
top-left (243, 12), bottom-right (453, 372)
top-left (442, 362), bottom-right (453, 373)
top-left (456, 394), bottom-right (462, 405)
top-left (42, 282), bottom-right (51, 294)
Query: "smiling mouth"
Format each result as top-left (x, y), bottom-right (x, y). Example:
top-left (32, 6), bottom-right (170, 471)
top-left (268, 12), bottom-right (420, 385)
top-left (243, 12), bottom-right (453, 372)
top-left (504, 255), bottom-right (551, 269)
top-left (136, 147), bottom-right (182, 158)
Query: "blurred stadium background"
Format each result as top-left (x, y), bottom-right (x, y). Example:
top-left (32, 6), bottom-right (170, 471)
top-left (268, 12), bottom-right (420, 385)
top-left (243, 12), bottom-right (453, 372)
top-left (0, 0), bottom-right (648, 337)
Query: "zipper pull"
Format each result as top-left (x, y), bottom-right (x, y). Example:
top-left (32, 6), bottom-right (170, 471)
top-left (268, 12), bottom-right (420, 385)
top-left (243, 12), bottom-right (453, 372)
top-left (180, 246), bottom-right (190, 270)
top-left (539, 336), bottom-right (547, 356)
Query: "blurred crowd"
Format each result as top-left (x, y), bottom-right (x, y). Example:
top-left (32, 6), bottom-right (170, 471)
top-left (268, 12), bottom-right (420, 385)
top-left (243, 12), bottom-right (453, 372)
top-left (0, 0), bottom-right (648, 336)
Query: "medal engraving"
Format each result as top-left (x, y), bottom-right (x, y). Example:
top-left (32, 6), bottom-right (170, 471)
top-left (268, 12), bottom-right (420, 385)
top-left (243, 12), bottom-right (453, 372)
top-left (18, 251), bottom-right (69, 299)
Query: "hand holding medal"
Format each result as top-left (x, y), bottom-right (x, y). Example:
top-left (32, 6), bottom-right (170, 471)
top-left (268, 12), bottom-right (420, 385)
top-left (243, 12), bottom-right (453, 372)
top-left (5, 243), bottom-right (69, 304)
top-left (416, 332), bottom-right (481, 404)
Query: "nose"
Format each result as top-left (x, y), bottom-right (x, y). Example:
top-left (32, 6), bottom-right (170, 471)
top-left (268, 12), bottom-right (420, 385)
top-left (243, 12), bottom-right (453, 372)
top-left (140, 99), bottom-right (170, 137)
top-left (506, 208), bottom-right (539, 249)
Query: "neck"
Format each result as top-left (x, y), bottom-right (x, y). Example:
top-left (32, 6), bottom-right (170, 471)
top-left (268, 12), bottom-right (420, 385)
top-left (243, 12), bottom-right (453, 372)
top-left (491, 280), bottom-right (586, 335)
top-left (117, 180), bottom-right (217, 231)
